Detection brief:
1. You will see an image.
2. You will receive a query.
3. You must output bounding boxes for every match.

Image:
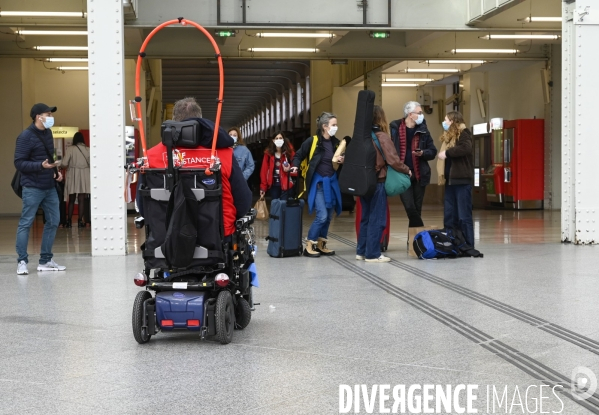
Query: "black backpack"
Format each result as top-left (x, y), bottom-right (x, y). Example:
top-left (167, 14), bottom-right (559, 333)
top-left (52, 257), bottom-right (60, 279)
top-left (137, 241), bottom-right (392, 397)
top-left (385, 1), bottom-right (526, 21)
top-left (338, 89), bottom-right (378, 198)
top-left (160, 179), bottom-right (200, 268)
top-left (413, 228), bottom-right (483, 259)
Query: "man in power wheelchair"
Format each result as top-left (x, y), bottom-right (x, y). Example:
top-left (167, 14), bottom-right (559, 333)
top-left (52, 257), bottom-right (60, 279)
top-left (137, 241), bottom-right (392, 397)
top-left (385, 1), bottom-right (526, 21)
top-left (131, 98), bottom-right (254, 345)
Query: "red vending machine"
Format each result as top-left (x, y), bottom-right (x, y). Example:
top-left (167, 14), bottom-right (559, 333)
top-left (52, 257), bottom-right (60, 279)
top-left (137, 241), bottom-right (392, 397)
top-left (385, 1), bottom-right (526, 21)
top-left (502, 119), bottom-right (544, 209)
top-left (481, 128), bottom-right (505, 207)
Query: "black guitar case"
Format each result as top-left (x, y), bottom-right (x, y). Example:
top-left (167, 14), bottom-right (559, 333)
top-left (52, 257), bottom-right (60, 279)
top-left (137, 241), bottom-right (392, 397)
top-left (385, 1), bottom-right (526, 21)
top-left (338, 89), bottom-right (378, 198)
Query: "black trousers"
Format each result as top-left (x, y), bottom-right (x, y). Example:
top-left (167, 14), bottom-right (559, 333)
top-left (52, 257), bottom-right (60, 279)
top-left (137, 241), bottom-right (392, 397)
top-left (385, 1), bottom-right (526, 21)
top-left (400, 179), bottom-right (426, 227)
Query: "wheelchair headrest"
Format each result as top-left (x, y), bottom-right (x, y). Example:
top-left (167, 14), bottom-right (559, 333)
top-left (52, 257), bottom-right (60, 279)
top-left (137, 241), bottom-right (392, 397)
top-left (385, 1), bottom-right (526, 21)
top-left (161, 120), bottom-right (200, 148)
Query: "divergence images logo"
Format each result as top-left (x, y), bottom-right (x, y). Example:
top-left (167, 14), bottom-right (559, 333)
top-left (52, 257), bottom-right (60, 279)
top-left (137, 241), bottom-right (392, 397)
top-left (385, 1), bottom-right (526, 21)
top-left (571, 367), bottom-right (598, 401)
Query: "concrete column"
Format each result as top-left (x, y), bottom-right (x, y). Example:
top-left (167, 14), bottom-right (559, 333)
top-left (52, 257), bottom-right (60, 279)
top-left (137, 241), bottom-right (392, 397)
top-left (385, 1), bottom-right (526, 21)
top-left (87, 0), bottom-right (127, 256)
top-left (365, 67), bottom-right (382, 107)
top-left (562, 0), bottom-right (599, 244)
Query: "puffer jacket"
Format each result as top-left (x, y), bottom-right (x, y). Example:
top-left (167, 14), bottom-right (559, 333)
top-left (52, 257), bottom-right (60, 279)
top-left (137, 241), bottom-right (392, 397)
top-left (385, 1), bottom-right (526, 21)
top-left (292, 131), bottom-right (340, 192)
top-left (14, 124), bottom-right (56, 190)
top-left (372, 127), bottom-right (410, 181)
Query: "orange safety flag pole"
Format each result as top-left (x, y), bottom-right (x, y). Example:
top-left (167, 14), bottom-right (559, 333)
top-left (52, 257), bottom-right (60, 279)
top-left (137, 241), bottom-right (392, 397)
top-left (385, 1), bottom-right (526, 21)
top-left (133, 17), bottom-right (224, 174)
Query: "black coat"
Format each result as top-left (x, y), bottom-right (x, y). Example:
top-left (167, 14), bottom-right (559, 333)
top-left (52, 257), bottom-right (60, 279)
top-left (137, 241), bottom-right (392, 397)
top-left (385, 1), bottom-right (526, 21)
top-left (389, 118), bottom-right (437, 186)
top-left (292, 131), bottom-right (340, 192)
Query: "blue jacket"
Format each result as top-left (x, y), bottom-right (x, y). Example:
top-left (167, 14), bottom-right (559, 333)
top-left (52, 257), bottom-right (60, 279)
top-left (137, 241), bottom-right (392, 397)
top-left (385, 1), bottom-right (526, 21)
top-left (14, 124), bottom-right (56, 190)
top-left (233, 145), bottom-right (255, 181)
top-left (307, 172), bottom-right (342, 216)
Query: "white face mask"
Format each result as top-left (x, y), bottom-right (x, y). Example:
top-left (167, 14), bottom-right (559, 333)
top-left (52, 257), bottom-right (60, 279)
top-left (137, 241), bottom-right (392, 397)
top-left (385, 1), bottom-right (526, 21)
top-left (230, 135), bottom-right (238, 143)
top-left (327, 126), bottom-right (338, 136)
top-left (274, 139), bottom-right (284, 148)
top-left (41, 116), bottom-right (54, 129)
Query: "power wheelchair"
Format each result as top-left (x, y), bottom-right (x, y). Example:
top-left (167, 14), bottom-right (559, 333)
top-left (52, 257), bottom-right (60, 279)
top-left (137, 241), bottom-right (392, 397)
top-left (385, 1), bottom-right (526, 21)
top-left (131, 120), bottom-right (257, 344)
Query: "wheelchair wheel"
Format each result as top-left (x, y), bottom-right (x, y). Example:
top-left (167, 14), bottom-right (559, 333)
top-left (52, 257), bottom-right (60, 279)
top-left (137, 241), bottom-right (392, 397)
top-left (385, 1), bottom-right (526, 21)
top-left (215, 290), bottom-right (234, 344)
top-left (132, 290), bottom-right (152, 344)
top-left (235, 297), bottom-right (251, 330)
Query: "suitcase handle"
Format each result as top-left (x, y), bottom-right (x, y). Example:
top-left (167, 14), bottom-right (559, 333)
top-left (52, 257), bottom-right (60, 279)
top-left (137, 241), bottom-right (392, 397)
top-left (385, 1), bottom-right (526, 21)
top-left (269, 214), bottom-right (280, 220)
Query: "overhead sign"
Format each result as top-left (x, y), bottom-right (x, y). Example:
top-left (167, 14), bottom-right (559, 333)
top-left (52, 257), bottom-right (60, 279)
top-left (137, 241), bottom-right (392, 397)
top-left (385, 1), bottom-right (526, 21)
top-left (51, 126), bottom-right (79, 138)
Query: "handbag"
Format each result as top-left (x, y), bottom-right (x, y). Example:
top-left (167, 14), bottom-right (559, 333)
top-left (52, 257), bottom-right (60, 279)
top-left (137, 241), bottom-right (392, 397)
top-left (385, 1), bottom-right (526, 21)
top-left (371, 132), bottom-right (411, 196)
top-left (254, 197), bottom-right (269, 220)
top-left (11, 170), bottom-right (22, 198)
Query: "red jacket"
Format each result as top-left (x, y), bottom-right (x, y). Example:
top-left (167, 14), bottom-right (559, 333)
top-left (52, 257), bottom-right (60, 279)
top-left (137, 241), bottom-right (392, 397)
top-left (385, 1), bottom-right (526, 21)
top-left (146, 144), bottom-right (239, 236)
top-left (260, 151), bottom-right (295, 192)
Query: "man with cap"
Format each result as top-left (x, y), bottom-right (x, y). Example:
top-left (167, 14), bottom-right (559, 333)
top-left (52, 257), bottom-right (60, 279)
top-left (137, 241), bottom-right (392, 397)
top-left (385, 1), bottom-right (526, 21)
top-left (14, 103), bottom-right (66, 275)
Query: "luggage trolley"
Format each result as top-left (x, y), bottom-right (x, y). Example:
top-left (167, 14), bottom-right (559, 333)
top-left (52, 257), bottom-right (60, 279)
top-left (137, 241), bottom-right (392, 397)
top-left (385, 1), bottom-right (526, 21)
top-left (127, 18), bottom-right (257, 344)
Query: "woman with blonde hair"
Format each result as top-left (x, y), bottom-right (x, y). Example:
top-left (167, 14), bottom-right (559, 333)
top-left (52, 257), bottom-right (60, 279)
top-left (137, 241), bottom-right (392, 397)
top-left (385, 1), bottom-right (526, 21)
top-left (228, 127), bottom-right (255, 181)
top-left (437, 111), bottom-right (475, 247)
top-left (356, 105), bottom-right (410, 263)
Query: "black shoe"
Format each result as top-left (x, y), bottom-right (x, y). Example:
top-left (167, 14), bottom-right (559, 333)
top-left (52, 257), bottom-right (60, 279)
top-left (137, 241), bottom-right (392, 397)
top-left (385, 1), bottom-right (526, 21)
top-left (65, 220), bottom-right (72, 228)
top-left (78, 221), bottom-right (85, 228)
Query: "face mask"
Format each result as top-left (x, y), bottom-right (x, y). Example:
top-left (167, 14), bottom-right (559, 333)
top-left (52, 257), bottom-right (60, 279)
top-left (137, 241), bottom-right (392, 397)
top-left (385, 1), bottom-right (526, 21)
top-left (41, 116), bottom-right (54, 129)
top-left (442, 121), bottom-right (451, 131)
top-left (230, 135), bottom-right (238, 143)
top-left (274, 139), bottom-right (284, 148)
top-left (328, 126), bottom-right (338, 136)
top-left (414, 114), bottom-right (424, 125)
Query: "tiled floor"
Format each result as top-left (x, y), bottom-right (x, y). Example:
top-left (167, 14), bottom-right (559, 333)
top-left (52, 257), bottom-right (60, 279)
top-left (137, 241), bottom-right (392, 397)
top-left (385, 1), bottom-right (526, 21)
top-left (1, 201), bottom-right (598, 414)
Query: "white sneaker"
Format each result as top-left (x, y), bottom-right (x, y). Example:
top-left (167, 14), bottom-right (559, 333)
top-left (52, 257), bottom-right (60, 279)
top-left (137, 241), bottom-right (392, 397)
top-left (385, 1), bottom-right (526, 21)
top-left (356, 255), bottom-right (365, 260)
top-left (17, 261), bottom-right (28, 275)
top-left (37, 259), bottom-right (66, 272)
top-left (365, 255), bottom-right (391, 263)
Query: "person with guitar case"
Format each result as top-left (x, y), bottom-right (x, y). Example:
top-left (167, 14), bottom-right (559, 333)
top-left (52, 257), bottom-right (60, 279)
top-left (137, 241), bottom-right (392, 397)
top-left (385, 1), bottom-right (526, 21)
top-left (355, 105), bottom-right (410, 263)
top-left (291, 112), bottom-right (343, 258)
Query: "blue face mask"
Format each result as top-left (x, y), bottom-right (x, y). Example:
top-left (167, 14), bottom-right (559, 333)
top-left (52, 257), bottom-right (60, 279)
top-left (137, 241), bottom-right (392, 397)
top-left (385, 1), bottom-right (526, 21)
top-left (415, 114), bottom-right (424, 125)
top-left (442, 121), bottom-right (451, 131)
top-left (41, 116), bottom-right (54, 129)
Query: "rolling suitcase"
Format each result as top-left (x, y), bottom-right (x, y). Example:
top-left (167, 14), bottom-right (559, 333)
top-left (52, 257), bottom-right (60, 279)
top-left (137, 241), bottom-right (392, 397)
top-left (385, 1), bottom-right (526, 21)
top-left (354, 198), bottom-right (391, 252)
top-left (267, 176), bottom-right (304, 258)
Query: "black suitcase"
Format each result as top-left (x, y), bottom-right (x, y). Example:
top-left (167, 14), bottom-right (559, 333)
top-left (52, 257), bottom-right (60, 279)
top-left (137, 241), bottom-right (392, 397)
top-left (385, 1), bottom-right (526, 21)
top-left (338, 89), bottom-right (378, 198)
top-left (266, 176), bottom-right (304, 258)
top-left (266, 198), bottom-right (304, 258)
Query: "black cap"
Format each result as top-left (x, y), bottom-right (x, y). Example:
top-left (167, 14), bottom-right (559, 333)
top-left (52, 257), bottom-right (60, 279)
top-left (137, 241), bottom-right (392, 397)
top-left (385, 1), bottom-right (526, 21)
top-left (30, 103), bottom-right (57, 120)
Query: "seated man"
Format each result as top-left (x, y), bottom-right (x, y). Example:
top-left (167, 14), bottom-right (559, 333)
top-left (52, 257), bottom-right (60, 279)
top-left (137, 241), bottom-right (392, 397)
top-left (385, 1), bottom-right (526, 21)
top-left (140, 97), bottom-right (251, 237)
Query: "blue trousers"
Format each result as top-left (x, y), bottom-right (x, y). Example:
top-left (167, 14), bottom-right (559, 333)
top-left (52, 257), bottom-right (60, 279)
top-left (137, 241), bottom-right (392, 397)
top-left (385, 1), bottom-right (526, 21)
top-left (443, 184), bottom-right (474, 247)
top-left (16, 186), bottom-right (60, 264)
top-left (357, 183), bottom-right (388, 259)
top-left (307, 186), bottom-right (334, 241)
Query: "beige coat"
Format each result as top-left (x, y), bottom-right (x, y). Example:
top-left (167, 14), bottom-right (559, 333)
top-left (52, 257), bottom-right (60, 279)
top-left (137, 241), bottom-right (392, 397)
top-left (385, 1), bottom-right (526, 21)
top-left (62, 143), bottom-right (91, 198)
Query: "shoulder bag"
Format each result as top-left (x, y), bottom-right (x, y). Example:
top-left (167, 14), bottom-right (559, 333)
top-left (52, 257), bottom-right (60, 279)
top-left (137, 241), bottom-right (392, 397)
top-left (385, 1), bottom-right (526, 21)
top-left (371, 132), bottom-right (411, 196)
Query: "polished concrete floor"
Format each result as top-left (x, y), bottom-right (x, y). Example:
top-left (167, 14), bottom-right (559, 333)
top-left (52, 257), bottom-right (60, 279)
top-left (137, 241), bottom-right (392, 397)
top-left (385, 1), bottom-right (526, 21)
top-left (1, 200), bottom-right (598, 414)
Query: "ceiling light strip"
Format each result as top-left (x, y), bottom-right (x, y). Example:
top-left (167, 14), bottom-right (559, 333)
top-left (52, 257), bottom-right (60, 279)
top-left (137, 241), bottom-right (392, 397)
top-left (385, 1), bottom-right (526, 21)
top-left (451, 49), bottom-right (519, 54)
top-left (34, 46), bottom-right (88, 51)
top-left (0, 11), bottom-right (87, 18)
top-left (56, 66), bottom-right (88, 71)
top-left (405, 68), bottom-right (460, 73)
top-left (256, 33), bottom-right (334, 38)
top-left (384, 78), bottom-right (434, 82)
top-left (382, 84), bottom-right (419, 87)
top-left (425, 60), bottom-right (486, 64)
top-left (481, 34), bottom-right (559, 40)
top-left (246, 48), bottom-right (320, 53)
top-left (46, 58), bottom-right (88, 62)
top-left (17, 30), bottom-right (87, 36)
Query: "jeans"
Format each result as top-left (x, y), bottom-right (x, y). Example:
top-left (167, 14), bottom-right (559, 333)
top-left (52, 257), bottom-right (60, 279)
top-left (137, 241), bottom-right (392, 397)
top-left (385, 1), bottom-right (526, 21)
top-left (269, 185), bottom-right (288, 201)
top-left (400, 178), bottom-right (426, 227)
top-left (307, 186), bottom-right (334, 241)
top-left (16, 186), bottom-right (60, 264)
top-left (444, 184), bottom-right (474, 247)
top-left (357, 183), bottom-right (388, 259)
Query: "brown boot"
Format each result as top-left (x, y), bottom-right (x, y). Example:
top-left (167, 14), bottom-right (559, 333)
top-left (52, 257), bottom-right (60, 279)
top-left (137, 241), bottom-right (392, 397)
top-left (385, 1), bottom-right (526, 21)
top-left (316, 237), bottom-right (335, 256)
top-left (303, 240), bottom-right (321, 257)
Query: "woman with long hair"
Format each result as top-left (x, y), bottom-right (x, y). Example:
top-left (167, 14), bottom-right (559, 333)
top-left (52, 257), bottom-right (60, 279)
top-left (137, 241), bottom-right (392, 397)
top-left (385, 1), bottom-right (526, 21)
top-left (291, 112), bottom-right (343, 258)
top-left (61, 132), bottom-right (90, 228)
top-left (357, 105), bottom-right (410, 263)
top-left (228, 127), bottom-right (255, 181)
top-left (259, 131), bottom-right (295, 201)
top-left (437, 111), bottom-right (475, 247)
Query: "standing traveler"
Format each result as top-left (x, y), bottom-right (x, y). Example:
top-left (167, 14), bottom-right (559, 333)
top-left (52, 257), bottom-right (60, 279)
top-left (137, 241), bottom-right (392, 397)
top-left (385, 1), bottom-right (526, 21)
top-left (357, 106), bottom-right (410, 263)
top-left (437, 111), bottom-right (475, 247)
top-left (390, 101), bottom-right (437, 228)
top-left (228, 127), bottom-right (255, 181)
top-left (62, 132), bottom-right (91, 228)
top-left (260, 132), bottom-right (295, 201)
top-left (14, 103), bottom-right (66, 275)
top-left (291, 112), bottom-right (343, 257)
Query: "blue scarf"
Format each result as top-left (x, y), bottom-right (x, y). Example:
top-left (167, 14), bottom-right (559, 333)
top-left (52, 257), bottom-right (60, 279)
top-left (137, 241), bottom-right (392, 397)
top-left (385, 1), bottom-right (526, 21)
top-left (308, 172), bottom-right (342, 216)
